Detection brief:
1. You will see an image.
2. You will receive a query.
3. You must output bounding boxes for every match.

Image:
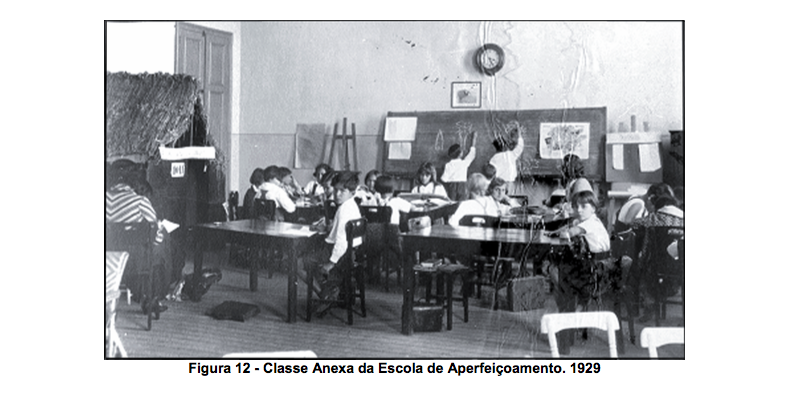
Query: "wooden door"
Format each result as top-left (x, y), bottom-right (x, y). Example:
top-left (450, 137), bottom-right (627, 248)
top-left (175, 22), bottom-right (232, 197)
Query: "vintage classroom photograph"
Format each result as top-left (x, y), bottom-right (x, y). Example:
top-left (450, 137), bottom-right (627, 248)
top-left (105, 20), bottom-right (685, 360)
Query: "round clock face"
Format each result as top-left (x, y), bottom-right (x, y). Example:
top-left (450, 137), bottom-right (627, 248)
top-left (480, 49), bottom-right (501, 69)
top-left (475, 44), bottom-right (505, 76)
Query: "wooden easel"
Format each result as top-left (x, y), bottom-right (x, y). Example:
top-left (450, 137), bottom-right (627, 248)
top-left (328, 117), bottom-right (358, 171)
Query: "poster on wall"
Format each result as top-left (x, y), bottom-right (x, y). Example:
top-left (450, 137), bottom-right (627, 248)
top-left (538, 122), bottom-right (591, 159)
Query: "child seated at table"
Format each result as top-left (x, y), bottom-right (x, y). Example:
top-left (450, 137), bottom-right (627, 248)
top-left (242, 168), bottom-right (264, 219)
top-left (304, 163), bottom-right (331, 200)
top-left (547, 189), bottom-right (615, 354)
top-left (315, 171), bottom-right (363, 299)
top-left (448, 173), bottom-right (499, 226)
top-left (261, 165), bottom-right (297, 221)
top-left (372, 176), bottom-right (412, 274)
top-left (355, 169), bottom-right (381, 206)
top-left (277, 166), bottom-right (304, 200)
top-left (411, 162), bottom-right (449, 199)
top-left (487, 177), bottom-right (520, 216)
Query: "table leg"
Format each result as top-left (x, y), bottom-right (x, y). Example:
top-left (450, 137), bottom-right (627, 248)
top-left (446, 274), bottom-right (454, 330)
top-left (249, 250), bottom-right (258, 292)
top-left (401, 250), bottom-right (415, 335)
top-left (193, 228), bottom-right (204, 276)
top-left (287, 241), bottom-right (298, 323)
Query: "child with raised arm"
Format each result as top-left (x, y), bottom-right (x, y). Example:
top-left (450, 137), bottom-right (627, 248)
top-left (440, 132), bottom-right (477, 201)
top-left (488, 126), bottom-right (524, 192)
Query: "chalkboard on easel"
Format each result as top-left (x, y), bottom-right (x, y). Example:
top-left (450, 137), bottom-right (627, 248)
top-left (382, 107), bottom-right (606, 181)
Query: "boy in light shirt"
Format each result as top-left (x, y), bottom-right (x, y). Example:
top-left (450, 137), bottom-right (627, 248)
top-left (440, 132), bottom-right (477, 201)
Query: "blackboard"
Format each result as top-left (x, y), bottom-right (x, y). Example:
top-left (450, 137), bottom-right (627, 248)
top-left (382, 107), bottom-right (606, 181)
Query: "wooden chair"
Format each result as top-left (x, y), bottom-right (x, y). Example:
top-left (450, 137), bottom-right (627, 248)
top-left (306, 217), bottom-right (368, 325)
top-left (106, 251), bottom-right (130, 357)
top-left (360, 205), bottom-right (399, 291)
top-left (105, 222), bottom-right (159, 331)
top-left (643, 227), bottom-right (685, 326)
top-left (610, 229), bottom-right (638, 344)
top-left (639, 327), bottom-right (684, 358)
top-left (253, 199), bottom-right (277, 221)
top-left (458, 215), bottom-right (506, 300)
top-left (540, 311), bottom-right (620, 358)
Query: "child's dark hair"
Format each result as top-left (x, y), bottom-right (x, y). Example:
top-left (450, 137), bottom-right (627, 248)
top-left (313, 163), bottom-right (331, 180)
top-left (561, 154), bottom-right (585, 182)
top-left (249, 168), bottom-right (265, 186)
top-left (332, 171), bottom-right (360, 192)
top-left (263, 165), bottom-right (280, 182)
top-left (482, 163), bottom-right (497, 180)
top-left (653, 194), bottom-right (678, 210)
top-left (276, 166), bottom-right (292, 180)
top-left (646, 182), bottom-right (674, 201)
top-left (571, 190), bottom-right (599, 210)
top-left (448, 144), bottom-right (462, 159)
top-left (415, 162), bottom-right (439, 186)
top-left (374, 176), bottom-right (395, 195)
top-left (365, 169), bottom-right (381, 184)
top-left (488, 177), bottom-right (507, 193)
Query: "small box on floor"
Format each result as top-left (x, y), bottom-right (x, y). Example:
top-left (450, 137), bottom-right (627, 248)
top-left (505, 275), bottom-right (550, 312)
top-left (406, 302), bottom-right (443, 332)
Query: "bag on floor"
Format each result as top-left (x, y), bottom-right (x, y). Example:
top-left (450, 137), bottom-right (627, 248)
top-left (182, 268), bottom-right (223, 302)
top-left (208, 301), bottom-right (260, 322)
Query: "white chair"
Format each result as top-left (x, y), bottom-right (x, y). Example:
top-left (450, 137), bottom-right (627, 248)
top-left (223, 351), bottom-right (317, 358)
top-left (540, 311), bottom-right (620, 358)
top-left (640, 327), bottom-right (684, 358)
top-left (106, 251), bottom-right (130, 358)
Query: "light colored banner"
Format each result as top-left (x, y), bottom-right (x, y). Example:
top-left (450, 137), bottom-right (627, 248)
top-left (158, 146), bottom-right (216, 160)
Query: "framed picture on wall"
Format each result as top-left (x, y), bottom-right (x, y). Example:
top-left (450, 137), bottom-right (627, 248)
top-left (451, 82), bottom-right (481, 108)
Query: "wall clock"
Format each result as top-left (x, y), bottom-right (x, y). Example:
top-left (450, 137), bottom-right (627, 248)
top-left (475, 43), bottom-right (505, 76)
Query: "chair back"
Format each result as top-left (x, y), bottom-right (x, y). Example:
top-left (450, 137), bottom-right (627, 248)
top-left (253, 199), bottom-right (277, 221)
top-left (646, 226), bottom-right (685, 274)
top-left (360, 206), bottom-right (392, 224)
top-left (345, 217), bottom-right (368, 269)
top-left (459, 215), bottom-right (500, 228)
top-left (106, 251), bottom-right (130, 302)
top-left (639, 327), bottom-right (684, 358)
top-left (540, 311), bottom-right (621, 358)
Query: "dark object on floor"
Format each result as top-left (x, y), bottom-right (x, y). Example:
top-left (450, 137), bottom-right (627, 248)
top-left (208, 301), bottom-right (261, 322)
top-left (505, 275), bottom-right (549, 311)
top-left (183, 268), bottom-right (223, 302)
top-left (405, 302), bottom-right (443, 332)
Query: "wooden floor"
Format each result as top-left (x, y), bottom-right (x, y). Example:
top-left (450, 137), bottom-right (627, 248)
top-left (113, 250), bottom-right (684, 359)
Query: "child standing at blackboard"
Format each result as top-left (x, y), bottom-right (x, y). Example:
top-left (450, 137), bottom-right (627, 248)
top-left (489, 127), bottom-right (525, 194)
top-left (411, 162), bottom-right (449, 198)
top-left (440, 132), bottom-right (477, 201)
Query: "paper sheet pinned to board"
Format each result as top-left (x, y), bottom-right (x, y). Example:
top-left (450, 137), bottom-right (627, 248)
top-left (638, 143), bottom-right (661, 172)
top-left (295, 123), bottom-right (327, 169)
top-left (612, 144), bottom-right (624, 170)
top-left (387, 142), bottom-right (412, 160)
top-left (384, 117), bottom-right (417, 142)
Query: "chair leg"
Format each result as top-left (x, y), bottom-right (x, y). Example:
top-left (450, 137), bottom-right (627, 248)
top-left (345, 267), bottom-right (354, 325)
top-left (306, 272), bottom-right (314, 322)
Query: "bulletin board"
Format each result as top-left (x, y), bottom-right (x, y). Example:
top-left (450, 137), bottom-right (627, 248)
top-left (604, 132), bottom-right (664, 183)
top-left (382, 107), bottom-right (606, 180)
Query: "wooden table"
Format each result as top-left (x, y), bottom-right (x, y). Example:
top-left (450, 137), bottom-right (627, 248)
top-left (191, 219), bottom-right (323, 323)
top-left (407, 202), bottom-right (459, 225)
top-left (400, 225), bottom-right (569, 335)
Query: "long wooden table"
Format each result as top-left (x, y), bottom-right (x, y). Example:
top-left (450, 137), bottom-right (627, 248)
top-left (400, 225), bottom-right (569, 335)
top-left (191, 219), bottom-right (323, 323)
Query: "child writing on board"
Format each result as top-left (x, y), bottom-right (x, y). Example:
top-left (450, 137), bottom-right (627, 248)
top-left (489, 126), bottom-right (524, 193)
top-left (440, 131), bottom-right (477, 201)
top-left (411, 162), bottom-right (449, 199)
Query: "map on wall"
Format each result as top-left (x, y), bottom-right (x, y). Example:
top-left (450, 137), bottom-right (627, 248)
top-left (295, 123), bottom-right (327, 169)
top-left (538, 122), bottom-right (590, 159)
